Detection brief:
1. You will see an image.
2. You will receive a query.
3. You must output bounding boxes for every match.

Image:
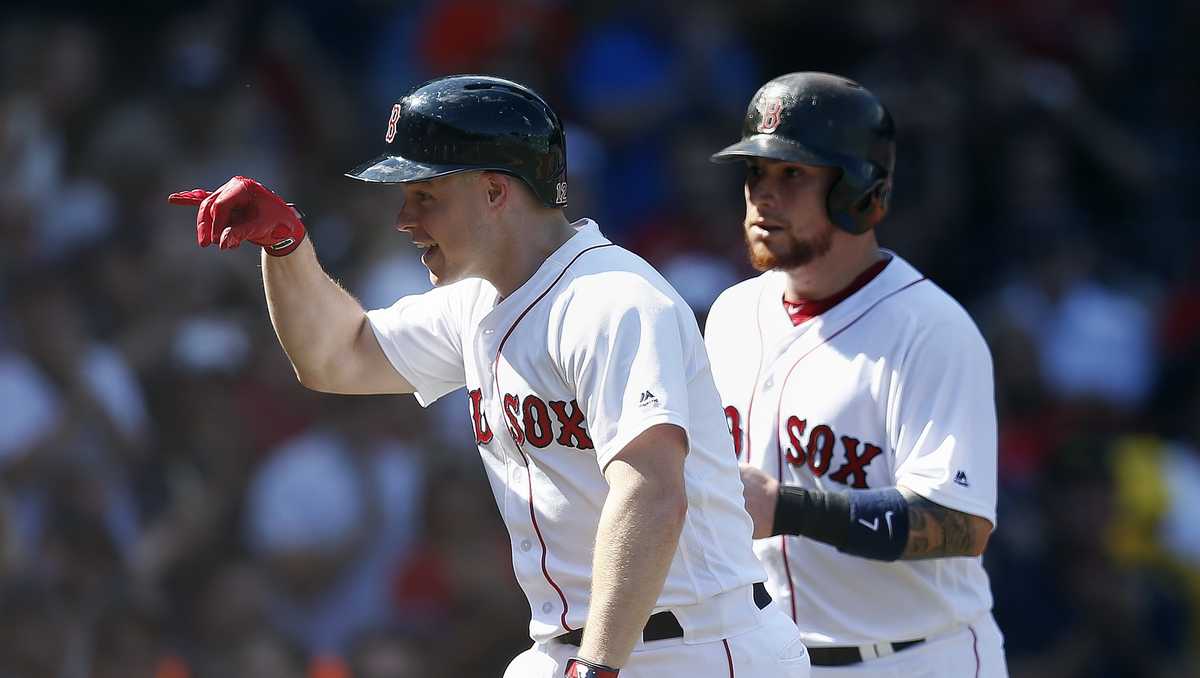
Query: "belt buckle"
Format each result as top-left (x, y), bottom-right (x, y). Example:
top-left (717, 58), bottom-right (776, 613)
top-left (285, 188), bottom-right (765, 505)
top-left (857, 642), bottom-right (889, 660)
top-left (859, 638), bottom-right (924, 661)
top-left (808, 638), bottom-right (925, 667)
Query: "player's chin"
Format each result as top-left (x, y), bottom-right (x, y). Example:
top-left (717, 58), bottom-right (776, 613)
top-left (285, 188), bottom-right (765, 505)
top-left (421, 247), bottom-right (450, 286)
top-left (426, 263), bottom-right (466, 287)
top-left (745, 240), bottom-right (781, 272)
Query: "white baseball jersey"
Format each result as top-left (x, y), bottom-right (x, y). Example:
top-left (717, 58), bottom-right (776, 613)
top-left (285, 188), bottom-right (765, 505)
top-left (367, 220), bottom-right (766, 643)
top-left (705, 253), bottom-right (998, 646)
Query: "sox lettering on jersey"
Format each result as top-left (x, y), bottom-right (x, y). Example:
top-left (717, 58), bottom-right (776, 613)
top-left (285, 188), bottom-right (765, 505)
top-left (469, 388), bottom-right (595, 450)
top-left (727, 406), bottom-right (884, 489)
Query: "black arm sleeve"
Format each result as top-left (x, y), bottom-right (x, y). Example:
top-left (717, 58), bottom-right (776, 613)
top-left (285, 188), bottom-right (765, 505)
top-left (773, 485), bottom-right (909, 562)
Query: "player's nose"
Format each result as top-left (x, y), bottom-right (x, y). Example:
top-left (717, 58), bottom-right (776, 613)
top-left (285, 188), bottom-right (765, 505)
top-left (747, 179), bottom-right (778, 210)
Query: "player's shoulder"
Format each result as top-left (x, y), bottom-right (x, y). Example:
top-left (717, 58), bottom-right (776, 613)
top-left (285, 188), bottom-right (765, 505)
top-left (559, 242), bottom-right (681, 311)
top-left (880, 256), bottom-right (989, 351)
top-left (382, 276), bottom-right (495, 325)
top-left (396, 276), bottom-right (490, 302)
top-left (709, 271), bottom-right (776, 321)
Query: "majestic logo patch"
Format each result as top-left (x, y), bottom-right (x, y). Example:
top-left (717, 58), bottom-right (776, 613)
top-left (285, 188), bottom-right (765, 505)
top-left (638, 391), bottom-right (659, 407)
top-left (756, 96), bottom-right (783, 134)
top-left (385, 103), bottom-right (402, 144)
top-left (954, 470), bottom-right (970, 487)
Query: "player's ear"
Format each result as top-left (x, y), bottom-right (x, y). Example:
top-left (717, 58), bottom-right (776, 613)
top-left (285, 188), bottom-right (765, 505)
top-left (861, 180), bottom-right (890, 228)
top-left (482, 172), bottom-right (510, 210)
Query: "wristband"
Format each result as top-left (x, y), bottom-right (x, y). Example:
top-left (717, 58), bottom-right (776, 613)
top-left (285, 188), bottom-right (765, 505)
top-left (264, 203), bottom-right (306, 257)
top-left (774, 485), bottom-right (849, 543)
top-left (774, 486), bottom-right (909, 561)
top-left (564, 657), bottom-right (619, 678)
top-left (264, 232), bottom-right (305, 257)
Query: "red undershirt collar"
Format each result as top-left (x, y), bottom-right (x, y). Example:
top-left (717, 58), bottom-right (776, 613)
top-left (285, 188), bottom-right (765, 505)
top-left (782, 257), bottom-right (891, 326)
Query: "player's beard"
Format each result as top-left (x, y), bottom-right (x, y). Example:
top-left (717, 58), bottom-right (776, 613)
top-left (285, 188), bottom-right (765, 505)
top-left (745, 224), bottom-right (835, 272)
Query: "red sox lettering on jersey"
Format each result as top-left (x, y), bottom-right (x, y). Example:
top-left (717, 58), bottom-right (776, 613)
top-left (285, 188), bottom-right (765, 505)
top-left (469, 389), bottom-right (595, 450)
top-left (724, 407), bottom-right (884, 489)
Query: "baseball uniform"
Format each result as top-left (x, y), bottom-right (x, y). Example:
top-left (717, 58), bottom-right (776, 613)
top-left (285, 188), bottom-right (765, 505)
top-left (705, 252), bottom-right (1006, 677)
top-left (368, 220), bottom-right (809, 677)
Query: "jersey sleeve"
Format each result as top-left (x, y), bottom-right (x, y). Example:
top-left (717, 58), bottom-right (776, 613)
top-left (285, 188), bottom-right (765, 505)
top-left (365, 283), bottom-right (469, 407)
top-left (556, 274), bottom-right (693, 470)
top-left (890, 319), bottom-right (998, 525)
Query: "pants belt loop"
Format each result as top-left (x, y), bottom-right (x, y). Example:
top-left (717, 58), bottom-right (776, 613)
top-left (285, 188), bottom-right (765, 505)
top-left (859, 644), bottom-right (879, 661)
top-left (873, 642), bottom-right (895, 658)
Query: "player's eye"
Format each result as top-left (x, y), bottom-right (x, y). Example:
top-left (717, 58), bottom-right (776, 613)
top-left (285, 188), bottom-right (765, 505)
top-left (783, 166), bottom-right (803, 178)
top-left (746, 164), bottom-right (763, 178)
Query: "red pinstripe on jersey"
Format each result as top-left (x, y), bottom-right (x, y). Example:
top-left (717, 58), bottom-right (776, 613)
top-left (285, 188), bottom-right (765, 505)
top-left (969, 624), bottom-right (981, 677)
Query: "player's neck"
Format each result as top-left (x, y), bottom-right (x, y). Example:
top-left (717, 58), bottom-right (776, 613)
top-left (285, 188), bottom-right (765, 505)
top-left (488, 211), bottom-right (576, 297)
top-left (782, 241), bottom-right (886, 302)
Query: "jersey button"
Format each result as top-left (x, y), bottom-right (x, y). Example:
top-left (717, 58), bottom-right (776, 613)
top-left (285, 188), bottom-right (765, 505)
top-left (520, 539), bottom-right (532, 552)
top-left (483, 328), bottom-right (496, 335)
top-left (763, 377), bottom-right (774, 388)
top-left (542, 602), bottom-right (554, 613)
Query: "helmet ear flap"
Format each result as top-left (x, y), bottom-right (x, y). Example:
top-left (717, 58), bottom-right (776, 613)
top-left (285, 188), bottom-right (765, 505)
top-left (828, 174), bottom-right (882, 235)
top-left (873, 179), bottom-right (891, 213)
top-left (854, 178), bottom-right (889, 211)
top-left (846, 178), bottom-right (890, 232)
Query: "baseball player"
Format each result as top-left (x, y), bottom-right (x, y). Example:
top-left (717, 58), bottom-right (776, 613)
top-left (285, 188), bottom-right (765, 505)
top-left (168, 75), bottom-right (809, 678)
top-left (704, 72), bottom-right (1008, 676)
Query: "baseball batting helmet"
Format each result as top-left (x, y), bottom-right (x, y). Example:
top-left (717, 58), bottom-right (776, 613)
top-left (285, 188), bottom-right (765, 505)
top-left (346, 75), bottom-right (568, 207)
top-left (711, 72), bottom-right (895, 234)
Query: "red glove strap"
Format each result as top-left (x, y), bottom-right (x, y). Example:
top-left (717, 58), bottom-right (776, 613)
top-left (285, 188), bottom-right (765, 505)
top-left (564, 658), bottom-right (619, 678)
top-left (262, 227), bottom-right (305, 257)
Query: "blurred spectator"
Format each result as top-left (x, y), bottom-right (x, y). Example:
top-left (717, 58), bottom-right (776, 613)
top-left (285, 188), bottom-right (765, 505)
top-left (348, 628), bottom-right (428, 678)
top-left (0, 274), bottom-right (148, 578)
top-left (242, 396), bottom-right (424, 659)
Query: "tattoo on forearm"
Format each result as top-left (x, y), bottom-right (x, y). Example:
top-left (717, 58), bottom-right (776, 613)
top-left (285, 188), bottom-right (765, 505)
top-left (899, 489), bottom-right (981, 559)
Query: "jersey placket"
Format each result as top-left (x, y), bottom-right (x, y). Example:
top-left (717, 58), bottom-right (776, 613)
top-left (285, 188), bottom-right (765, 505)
top-left (477, 302), bottom-right (575, 633)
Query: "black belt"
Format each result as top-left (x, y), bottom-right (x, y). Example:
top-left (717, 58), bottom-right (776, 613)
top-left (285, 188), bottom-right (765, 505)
top-left (807, 638), bottom-right (925, 666)
top-left (555, 582), bottom-right (772, 646)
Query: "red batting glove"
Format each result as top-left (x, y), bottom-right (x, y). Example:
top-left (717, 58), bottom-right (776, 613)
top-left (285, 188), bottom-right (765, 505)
top-left (564, 658), bottom-right (619, 678)
top-left (167, 176), bottom-right (306, 257)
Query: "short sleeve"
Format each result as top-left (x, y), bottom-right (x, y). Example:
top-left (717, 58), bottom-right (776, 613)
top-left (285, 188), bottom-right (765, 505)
top-left (366, 283), bottom-right (470, 406)
top-left (558, 276), bottom-right (693, 469)
top-left (891, 321), bottom-right (998, 525)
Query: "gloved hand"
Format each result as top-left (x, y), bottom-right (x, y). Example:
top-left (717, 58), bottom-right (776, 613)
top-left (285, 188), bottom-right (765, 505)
top-left (168, 176), bottom-right (306, 256)
top-left (564, 657), bottom-right (619, 678)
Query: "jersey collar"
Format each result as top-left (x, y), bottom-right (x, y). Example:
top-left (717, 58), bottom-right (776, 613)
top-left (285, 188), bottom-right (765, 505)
top-left (487, 219), bottom-right (610, 315)
top-left (547, 219), bottom-right (610, 267)
top-left (760, 250), bottom-right (925, 338)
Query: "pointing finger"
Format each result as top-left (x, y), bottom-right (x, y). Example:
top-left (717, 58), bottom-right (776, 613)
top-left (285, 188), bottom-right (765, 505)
top-left (167, 189), bottom-right (209, 206)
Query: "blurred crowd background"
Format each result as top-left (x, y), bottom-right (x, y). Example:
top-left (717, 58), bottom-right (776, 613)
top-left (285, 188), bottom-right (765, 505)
top-left (0, 1), bottom-right (1198, 676)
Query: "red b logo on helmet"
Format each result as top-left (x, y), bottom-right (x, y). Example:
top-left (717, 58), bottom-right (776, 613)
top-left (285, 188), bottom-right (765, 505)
top-left (385, 104), bottom-right (402, 143)
top-left (756, 97), bottom-right (783, 134)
